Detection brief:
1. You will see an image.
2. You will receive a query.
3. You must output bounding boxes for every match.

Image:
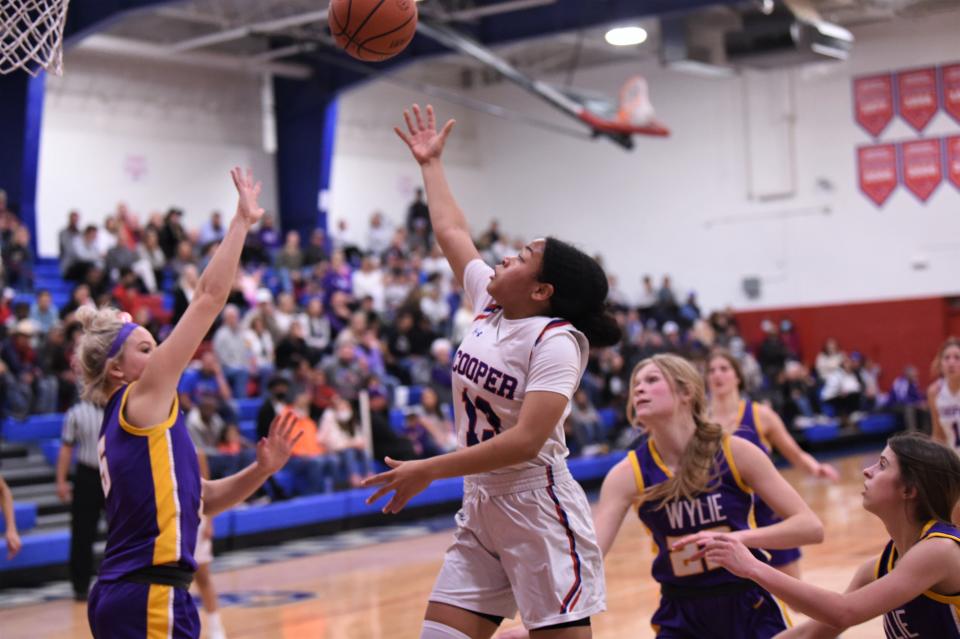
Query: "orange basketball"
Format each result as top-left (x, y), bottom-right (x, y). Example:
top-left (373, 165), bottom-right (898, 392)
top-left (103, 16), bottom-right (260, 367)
top-left (328, 0), bottom-right (418, 62)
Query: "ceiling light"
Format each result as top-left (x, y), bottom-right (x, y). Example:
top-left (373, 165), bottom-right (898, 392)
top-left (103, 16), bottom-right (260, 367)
top-left (605, 26), bottom-right (647, 47)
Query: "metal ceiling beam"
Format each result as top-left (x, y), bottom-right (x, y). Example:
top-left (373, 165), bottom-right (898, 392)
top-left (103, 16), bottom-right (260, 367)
top-left (77, 34), bottom-right (313, 78)
top-left (168, 9), bottom-right (328, 53)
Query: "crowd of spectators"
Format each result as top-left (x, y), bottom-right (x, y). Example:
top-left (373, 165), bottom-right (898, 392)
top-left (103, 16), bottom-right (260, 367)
top-left (0, 186), bottom-right (934, 497)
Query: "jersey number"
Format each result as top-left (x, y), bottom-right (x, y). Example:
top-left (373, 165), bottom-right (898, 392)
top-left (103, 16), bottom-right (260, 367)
top-left (463, 390), bottom-right (502, 447)
top-left (97, 435), bottom-right (112, 498)
top-left (665, 526), bottom-right (731, 577)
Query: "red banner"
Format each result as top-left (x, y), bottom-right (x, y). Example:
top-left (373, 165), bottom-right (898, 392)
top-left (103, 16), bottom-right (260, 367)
top-left (896, 67), bottom-right (938, 132)
top-left (941, 64), bottom-right (960, 125)
top-left (945, 136), bottom-right (960, 191)
top-left (857, 144), bottom-right (897, 206)
top-left (899, 139), bottom-right (942, 202)
top-left (853, 75), bottom-right (894, 137)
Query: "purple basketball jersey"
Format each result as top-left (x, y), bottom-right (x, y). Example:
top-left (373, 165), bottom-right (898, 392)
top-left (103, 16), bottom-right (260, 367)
top-left (733, 400), bottom-right (770, 454)
top-left (877, 520), bottom-right (960, 639)
top-left (97, 384), bottom-right (201, 581)
top-left (629, 433), bottom-right (765, 588)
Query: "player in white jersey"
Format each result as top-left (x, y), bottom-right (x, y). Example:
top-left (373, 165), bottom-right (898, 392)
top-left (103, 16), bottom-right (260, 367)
top-left (363, 104), bottom-right (622, 639)
top-left (929, 337), bottom-right (960, 451)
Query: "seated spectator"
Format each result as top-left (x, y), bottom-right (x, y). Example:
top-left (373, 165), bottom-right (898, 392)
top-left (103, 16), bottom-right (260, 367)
top-left (566, 389), bottom-right (606, 456)
top-left (678, 292), bottom-right (701, 330)
top-left (820, 355), bottom-right (864, 423)
top-left (416, 386), bottom-right (455, 452)
top-left (244, 314), bottom-right (275, 394)
top-left (310, 368), bottom-right (337, 421)
top-left (428, 338), bottom-right (453, 406)
top-left (302, 228), bottom-right (328, 267)
top-left (321, 338), bottom-right (366, 402)
top-left (275, 321), bottom-right (309, 372)
top-left (285, 392), bottom-right (335, 495)
top-left (38, 323), bottom-right (78, 411)
top-left (887, 365), bottom-right (929, 433)
top-left (366, 211), bottom-right (393, 256)
top-left (352, 254), bottom-right (386, 314)
top-left (275, 230), bottom-right (303, 292)
top-left (419, 282), bottom-right (450, 333)
top-left (303, 297), bottom-right (332, 359)
top-left (58, 210), bottom-right (81, 270)
top-left (159, 208), bottom-right (187, 260)
top-left (186, 391), bottom-right (248, 479)
top-left (756, 319), bottom-right (789, 386)
top-left (852, 352), bottom-right (881, 410)
top-left (135, 227), bottom-right (166, 293)
top-left (3, 225), bottom-right (34, 292)
top-left (59, 283), bottom-right (95, 321)
top-left (179, 351), bottom-right (234, 420)
top-left (213, 304), bottom-right (253, 399)
top-left (29, 289), bottom-right (59, 336)
top-left (198, 211), bottom-right (225, 250)
top-left (217, 423), bottom-right (248, 456)
top-left (318, 395), bottom-right (374, 487)
top-left (2, 319), bottom-right (57, 414)
top-left (172, 264), bottom-right (198, 325)
top-left (403, 410), bottom-right (447, 459)
top-left (728, 335), bottom-right (763, 394)
top-left (257, 212), bottom-right (282, 255)
top-left (273, 292), bottom-right (305, 336)
top-left (815, 338), bottom-right (844, 381)
top-left (64, 225), bottom-right (103, 282)
top-left (780, 360), bottom-right (821, 428)
top-left (384, 310), bottom-right (434, 385)
top-left (323, 250), bottom-right (353, 302)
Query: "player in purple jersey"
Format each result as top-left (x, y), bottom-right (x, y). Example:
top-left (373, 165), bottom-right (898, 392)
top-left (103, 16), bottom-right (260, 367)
top-left (707, 349), bottom-right (839, 577)
top-left (588, 354), bottom-right (823, 639)
top-left (73, 168), bottom-right (301, 639)
top-left (705, 433), bottom-right (960, 639)
top-left (363, 104), bottom-right (622, 639)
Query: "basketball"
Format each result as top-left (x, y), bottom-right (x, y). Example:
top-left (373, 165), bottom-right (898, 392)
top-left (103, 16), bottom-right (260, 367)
top-left (328, 0), bottom-right (418, 62)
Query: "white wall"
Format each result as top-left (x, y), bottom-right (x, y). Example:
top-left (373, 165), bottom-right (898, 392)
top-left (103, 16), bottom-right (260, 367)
top-left (329, 79), bottom-right (487, 244)
top-left (331, 10), bottom-right (960, 311)
top-left (36, 50), bottom-right (277, 257)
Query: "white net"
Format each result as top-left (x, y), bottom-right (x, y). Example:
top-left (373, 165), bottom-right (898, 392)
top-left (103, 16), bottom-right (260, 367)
top-left (0, 0), bottom-right (71, 76)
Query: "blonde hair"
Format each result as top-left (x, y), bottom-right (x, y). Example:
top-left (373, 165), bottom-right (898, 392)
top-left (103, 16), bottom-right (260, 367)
top-left (74, 306), bottom-right (128, 406)
top-left (627, 354), bottom-right (724, 507)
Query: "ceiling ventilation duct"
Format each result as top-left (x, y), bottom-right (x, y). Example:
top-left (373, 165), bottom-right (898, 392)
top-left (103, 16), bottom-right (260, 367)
top-left (723, 3), bottom-right (853, 69)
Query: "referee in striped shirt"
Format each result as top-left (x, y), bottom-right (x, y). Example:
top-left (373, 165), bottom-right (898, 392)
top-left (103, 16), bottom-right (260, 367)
top-left (55, 400), bottom-right (104, 602)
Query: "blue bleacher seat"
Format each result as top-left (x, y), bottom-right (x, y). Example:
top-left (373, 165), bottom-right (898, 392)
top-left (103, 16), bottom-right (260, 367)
top-left (235, 398), bottom-right (263, 422)
top-left (40, 439), bottom-right (62, 467)
top-left (2, 413), bottom-right (65, 443)
top-left (804, 420), bottom-right (841, 443)
top-left (858, 413), bottom-right (897, 435)
top-left (389, 408), bottom-right (406, 434)
top-left (0, 503), bottom-right (37, 533)
top-left (238, 421), bottom-right (257, 441)
top-left (0, 531), bottom-right (69, 570)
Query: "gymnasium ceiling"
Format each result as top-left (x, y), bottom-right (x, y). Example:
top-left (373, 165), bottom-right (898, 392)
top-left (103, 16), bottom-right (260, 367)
top-left (64, 0), bottom-right (960, 87)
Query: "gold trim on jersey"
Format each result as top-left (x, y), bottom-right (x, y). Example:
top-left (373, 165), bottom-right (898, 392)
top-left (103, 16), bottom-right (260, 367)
top-left (880, 521), bottom-right (960, 605)
top-left (721, 435), bottom-right (753, 495)
top-left (118, 383), bottom-right (179, 436)
top-left (751, 403), bottom-right (773, 452)
top-left (146, 583), bottom-right (172, 638)
top-left (648, 439), bottom-right (673, 478)
top-left (628, 450), bottom-right (646, 494)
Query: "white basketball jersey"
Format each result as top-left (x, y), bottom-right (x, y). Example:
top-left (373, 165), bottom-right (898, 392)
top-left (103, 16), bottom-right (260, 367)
top-left (453, 259), bottom-right (589, 475)
top-left (936, 380), bottom-right (960, 450)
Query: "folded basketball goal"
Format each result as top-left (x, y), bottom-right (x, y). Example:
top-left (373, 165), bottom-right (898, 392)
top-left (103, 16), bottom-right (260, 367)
top-left (1, 0), bottom-right (71, 76)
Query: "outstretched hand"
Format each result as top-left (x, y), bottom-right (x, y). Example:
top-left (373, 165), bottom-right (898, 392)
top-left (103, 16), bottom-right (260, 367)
top-left (702, 534), bottom-right (762, 579)
top-left (256, 410), bottom-right (303, 475)
top-left (395, 104), bottom-right (456, 166)
top-left (230, 167), bottom-right (265, 228)
top-left (360, 457), bottom-right (434, 514)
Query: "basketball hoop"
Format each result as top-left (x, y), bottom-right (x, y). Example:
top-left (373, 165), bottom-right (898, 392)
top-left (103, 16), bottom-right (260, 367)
top-left (0, 0), bottom-right (71, 76)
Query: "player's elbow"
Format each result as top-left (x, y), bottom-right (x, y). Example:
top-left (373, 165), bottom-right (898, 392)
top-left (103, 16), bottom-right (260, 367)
top-left (804, 510), bottom-right (825, 544)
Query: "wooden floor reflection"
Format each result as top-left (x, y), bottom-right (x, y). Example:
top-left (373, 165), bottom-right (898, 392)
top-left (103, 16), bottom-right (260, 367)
top-left (0, 452), bottom-right (886, 638)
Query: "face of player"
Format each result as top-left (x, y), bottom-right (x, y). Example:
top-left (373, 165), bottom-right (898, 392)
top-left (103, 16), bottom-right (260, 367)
top-left (631, 363), bottom-right (681, 423)
top-left (486, 239), bottom-right (547, 306)
top-left (861, 446), bottom-right (907, 516)
top-left (116, 326), bottom-right (157, 385)
top-left (707, 356), bottom-right (739, 397)
top-left (942, 345), bottom-right (960, 380)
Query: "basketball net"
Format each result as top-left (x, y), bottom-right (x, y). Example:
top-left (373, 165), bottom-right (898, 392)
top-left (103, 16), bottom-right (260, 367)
top-left (0, 0), bottom-right (71, 76)
top-left (616, 75), bottom-right (656, 127)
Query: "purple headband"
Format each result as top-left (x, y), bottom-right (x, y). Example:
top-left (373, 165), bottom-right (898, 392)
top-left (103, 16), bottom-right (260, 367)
top-left (107, 323), bottom-right (140, 359)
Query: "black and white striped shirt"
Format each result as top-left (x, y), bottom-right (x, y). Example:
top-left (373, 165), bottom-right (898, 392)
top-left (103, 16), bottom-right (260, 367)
top-left (61, 401), bottom-right (104, 469)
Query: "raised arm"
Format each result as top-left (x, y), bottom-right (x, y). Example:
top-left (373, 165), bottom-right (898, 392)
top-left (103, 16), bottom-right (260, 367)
top-left (126, 169), bottom-right (263, 427)
top-left (395, 104), bottom-right (480, 286)
top-left (758, 405), bottom-right (839, 481)
top-left (707, 534), bottom-right (957, 631)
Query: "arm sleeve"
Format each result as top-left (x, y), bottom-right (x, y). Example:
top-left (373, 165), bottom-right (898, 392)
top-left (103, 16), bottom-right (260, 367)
top-left (525, 332), bottom-right (583, 399)
top-left (462, 259), bottom-right (495, 315)
top-left (61, 408), bottom-right (77, 445)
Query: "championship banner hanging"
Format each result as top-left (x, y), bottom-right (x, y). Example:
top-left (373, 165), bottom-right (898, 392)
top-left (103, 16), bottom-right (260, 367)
top-left (853, 75), bottom-right (894, 137)
top-left (945, 136), bottom-right (960, 191)
top-left (857, 144), bottom-right (897, 206)
top-left (941, 64), bottom-right (960, 125)
top-left (896, 67), bottom-right (938, 132)
top-left (899, 139), bottom-right (942, 202)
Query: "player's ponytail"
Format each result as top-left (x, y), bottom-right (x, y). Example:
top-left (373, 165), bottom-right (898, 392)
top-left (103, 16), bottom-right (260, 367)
top-left (538, 237), bottom-right (622, 348)
top-left (888, 432), bottom-right (960, 524)
top-left (629, 354), bottom-right (724, 507)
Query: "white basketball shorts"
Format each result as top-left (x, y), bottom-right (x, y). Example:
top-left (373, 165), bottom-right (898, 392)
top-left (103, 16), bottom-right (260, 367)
top-left (429, 464), bottom-right (606, 629)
